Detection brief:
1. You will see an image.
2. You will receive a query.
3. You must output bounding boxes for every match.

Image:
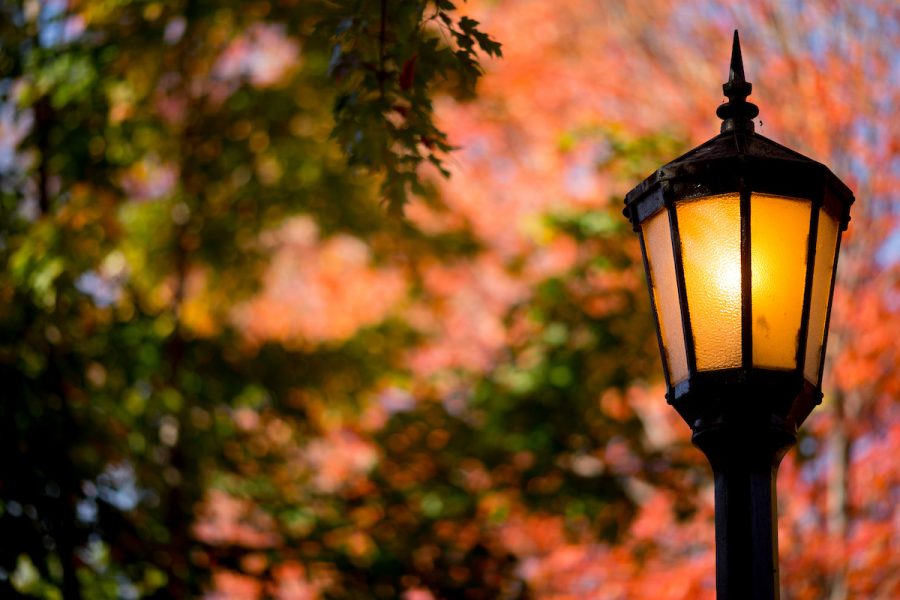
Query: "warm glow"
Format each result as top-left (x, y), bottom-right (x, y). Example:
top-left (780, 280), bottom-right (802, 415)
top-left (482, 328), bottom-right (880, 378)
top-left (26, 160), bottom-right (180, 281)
top-left (656, 193), bottom-right (816, 373)
top-left (804, 208), bottom-right (840, 382)
top-left (751, 194), bottom-right (811, 370)
top-left (715, 253), bottom-right (742, 301)
top-left (642, 210), bottom-right (689, 383)
top-left (677, 194), bottom-right (742, 371)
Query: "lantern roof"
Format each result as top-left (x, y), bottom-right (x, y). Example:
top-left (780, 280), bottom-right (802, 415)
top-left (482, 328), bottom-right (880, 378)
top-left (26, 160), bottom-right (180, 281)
top-left (624, 31), bottom-right (854, 228)
top-left (625, 131), bottom-right (851, 200)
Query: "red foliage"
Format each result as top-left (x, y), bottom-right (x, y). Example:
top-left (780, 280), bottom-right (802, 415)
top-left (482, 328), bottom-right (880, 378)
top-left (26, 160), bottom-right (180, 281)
top-left (209, 1), bottom-right (899, 597)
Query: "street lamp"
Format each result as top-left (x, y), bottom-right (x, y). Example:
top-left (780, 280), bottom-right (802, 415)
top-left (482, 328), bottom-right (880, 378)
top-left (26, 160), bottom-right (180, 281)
top-left (623, 31), bottom-right (854, 599)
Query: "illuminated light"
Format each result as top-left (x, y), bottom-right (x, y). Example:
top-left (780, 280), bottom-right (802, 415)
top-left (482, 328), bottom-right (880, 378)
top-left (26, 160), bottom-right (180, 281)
top-left (804, 208), bottom-right (840, 383)
top-left (751, 193), bottom-right (811, 370)
top-left (643, 194), bottom-right (829, 375)
top-left (715, 251), bottom-right (742, 302)
top-left (677, 194), bottom-right (742, 371)
top-left (642, 210), bottom-right (689, 383)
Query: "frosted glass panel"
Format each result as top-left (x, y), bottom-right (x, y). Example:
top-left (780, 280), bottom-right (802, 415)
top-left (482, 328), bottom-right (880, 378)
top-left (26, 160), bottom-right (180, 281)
top-left (677, 194), bottom-right (742, 371)
top-left (804, 209), bottom-right (839, 383)
top-left (751, 194), bottom-right (811, 369)
top-left (642, 209), bottom-right (689, 384)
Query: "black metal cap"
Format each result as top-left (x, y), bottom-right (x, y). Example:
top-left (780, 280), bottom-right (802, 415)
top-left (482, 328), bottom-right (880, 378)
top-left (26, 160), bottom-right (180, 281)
top-left (716, 31), bottom-right (759, 133)
top-left (623, 130), bottom-right (855, 231)
top-left (623, 29), bottom-right (855, 233)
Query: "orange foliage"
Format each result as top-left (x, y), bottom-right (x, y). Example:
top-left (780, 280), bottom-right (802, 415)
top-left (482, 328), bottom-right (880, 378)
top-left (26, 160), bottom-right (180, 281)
top-left (236, 216), bottom-right (406, 347)
top-left (218, 0), bottom-right (899, 597)
top-left (194, 490), bottom-right (282, 549)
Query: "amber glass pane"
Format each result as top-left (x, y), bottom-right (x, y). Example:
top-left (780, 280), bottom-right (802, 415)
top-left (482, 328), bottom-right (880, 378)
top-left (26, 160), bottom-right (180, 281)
top-left (751, 194), bottom-right (811, 369)
top-left (642, 209), bottom-right (689, 384)
top-left (804, 209), bottom-right (839, 383)
top-left (677, 194), bottom-right (742, 371)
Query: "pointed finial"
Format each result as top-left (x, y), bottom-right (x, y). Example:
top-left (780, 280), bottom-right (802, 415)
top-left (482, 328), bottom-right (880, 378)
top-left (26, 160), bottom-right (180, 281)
top-left (728, 30), bottom-right (745, 84)
top-left (716, 30), bottom-right (759, 133)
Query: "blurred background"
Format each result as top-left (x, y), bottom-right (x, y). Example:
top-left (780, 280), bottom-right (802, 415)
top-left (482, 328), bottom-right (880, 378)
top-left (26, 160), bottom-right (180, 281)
top-left (1, 0), bottom-right (898, 598)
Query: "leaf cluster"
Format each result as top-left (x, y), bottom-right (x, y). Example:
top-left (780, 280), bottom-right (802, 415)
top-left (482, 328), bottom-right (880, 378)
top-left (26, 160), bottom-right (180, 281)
top-left (315, 0), bottom-right (501, 213)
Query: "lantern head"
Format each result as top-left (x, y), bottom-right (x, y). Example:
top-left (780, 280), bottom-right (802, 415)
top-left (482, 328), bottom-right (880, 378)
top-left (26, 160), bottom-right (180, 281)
top-left (624, 31), bottom-right (853, 435)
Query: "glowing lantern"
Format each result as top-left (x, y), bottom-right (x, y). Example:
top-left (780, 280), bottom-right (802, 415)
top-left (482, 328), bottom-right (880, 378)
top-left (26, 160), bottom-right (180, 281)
top-left (624, 31), bottom-right (853, 599)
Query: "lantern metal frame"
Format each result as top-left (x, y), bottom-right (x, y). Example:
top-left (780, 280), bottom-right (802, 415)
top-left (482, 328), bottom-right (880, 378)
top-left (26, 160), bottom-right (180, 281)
top-left (623, 32), bottom-right (854, 600)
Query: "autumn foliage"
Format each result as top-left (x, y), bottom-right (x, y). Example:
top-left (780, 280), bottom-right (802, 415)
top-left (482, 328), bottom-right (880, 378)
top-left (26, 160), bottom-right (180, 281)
top-left (0, 0), bottom-right (898, 598)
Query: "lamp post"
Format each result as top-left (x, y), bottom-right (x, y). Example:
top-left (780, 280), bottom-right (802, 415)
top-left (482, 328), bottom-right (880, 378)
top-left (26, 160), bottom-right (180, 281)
top-left (623, 31), bottom-right (854, 599)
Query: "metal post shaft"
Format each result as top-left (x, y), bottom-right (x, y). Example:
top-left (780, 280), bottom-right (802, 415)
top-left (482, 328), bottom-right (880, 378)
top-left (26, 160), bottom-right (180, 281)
top-left (693, 417), bottom-right (797, 600)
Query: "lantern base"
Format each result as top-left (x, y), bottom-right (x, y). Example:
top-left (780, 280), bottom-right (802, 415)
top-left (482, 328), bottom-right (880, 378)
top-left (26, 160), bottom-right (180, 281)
top-left (668, 368), bottom-right (823, 433)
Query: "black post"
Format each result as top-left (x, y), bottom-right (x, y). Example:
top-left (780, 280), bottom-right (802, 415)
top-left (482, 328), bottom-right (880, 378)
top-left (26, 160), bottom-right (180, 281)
top-left (692, 417), bottom-right (797, 600)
